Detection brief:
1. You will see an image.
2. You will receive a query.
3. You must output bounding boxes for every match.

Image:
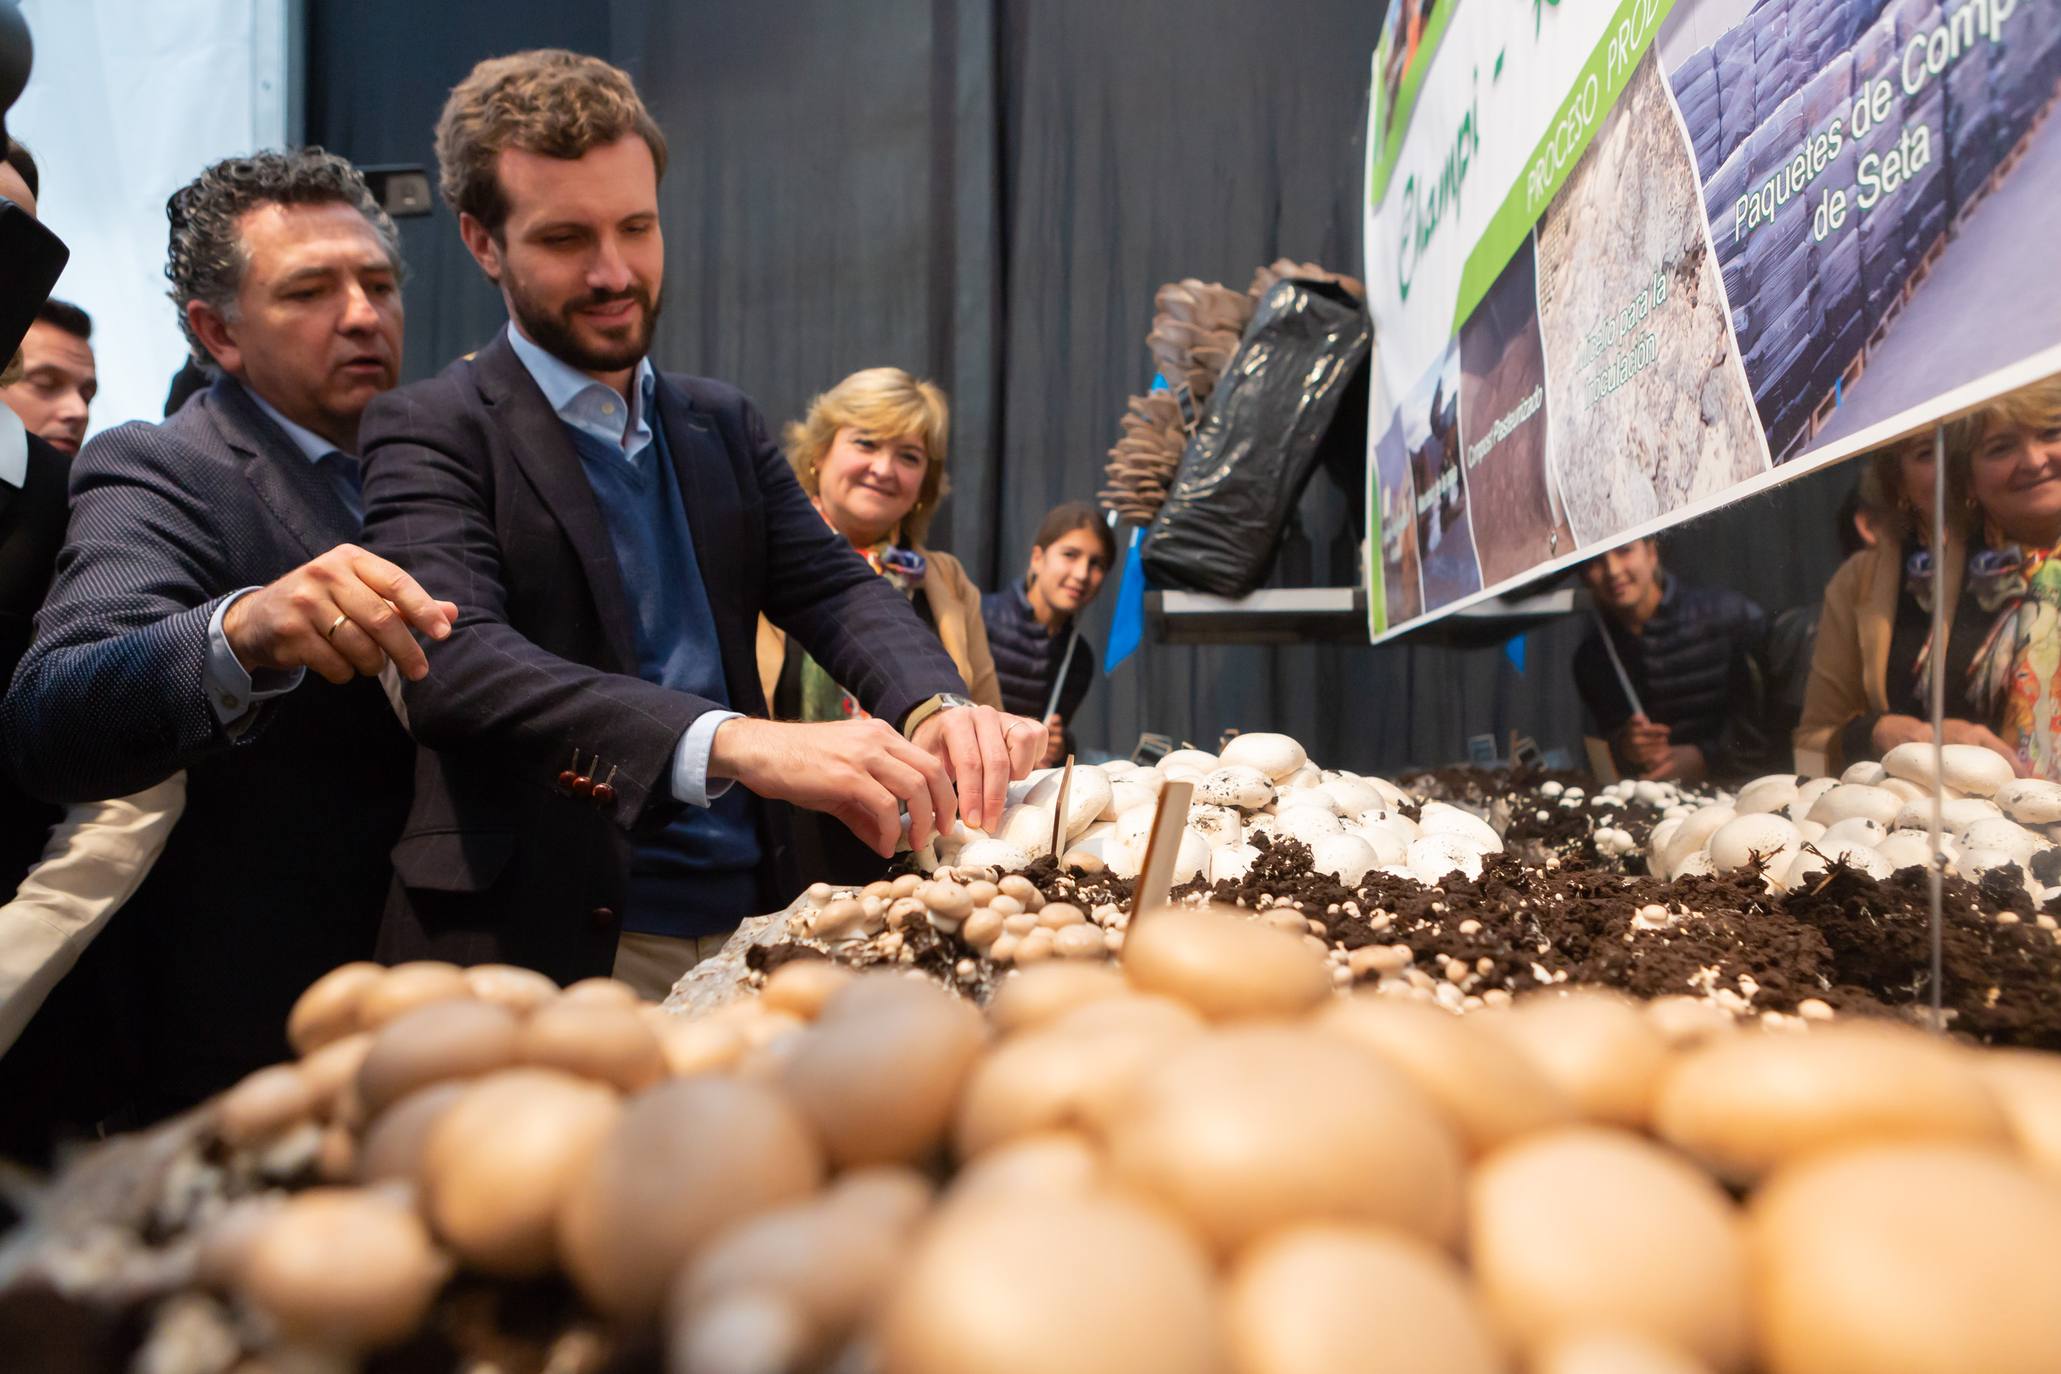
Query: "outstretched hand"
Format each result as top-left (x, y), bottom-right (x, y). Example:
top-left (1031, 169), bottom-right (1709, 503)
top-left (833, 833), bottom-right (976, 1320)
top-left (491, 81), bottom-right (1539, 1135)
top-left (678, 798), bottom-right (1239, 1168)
top-left (223, 543), bottom-right (457, 684)
top-left (910, 704), bottom-right (1046, 832)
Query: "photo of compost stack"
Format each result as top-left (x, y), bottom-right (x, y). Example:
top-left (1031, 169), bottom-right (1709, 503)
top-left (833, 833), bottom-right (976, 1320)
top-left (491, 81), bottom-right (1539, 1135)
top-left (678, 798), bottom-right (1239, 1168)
top-left (1537, 48), bottom-right (1769, 547)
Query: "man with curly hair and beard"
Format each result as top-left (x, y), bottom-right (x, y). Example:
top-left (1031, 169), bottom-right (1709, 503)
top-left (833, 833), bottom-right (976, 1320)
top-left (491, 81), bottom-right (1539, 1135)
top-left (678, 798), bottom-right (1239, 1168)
top-left (1, 149), bottom-right (457, 1122)
top-left (358, 52), bottom-right (1044, 994)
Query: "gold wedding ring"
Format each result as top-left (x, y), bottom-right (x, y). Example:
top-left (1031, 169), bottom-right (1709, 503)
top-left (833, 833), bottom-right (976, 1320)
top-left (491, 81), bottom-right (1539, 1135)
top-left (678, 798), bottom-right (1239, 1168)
top-left (324, 612), bottom-right (350, 641)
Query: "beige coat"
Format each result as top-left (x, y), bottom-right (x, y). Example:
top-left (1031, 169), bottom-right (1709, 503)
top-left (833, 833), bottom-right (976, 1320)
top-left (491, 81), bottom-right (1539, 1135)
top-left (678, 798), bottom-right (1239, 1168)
top-left (1794, 530), bottom-right (1966, 773)
top-left (756, 547), bottom-right (1002, 715)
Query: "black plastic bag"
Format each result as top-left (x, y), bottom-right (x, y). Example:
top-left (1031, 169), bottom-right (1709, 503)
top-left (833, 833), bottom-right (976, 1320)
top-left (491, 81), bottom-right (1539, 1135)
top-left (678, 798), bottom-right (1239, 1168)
top-left (1140, 278), bottom-right (1371, 597)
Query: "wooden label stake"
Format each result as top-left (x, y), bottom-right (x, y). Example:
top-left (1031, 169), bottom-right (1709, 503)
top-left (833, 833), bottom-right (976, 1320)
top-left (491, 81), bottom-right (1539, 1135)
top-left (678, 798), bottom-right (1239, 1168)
top-left (1049, 755), bottom-right (1075, 859)
top-left (1131, 780), bottom-right (1195, 918)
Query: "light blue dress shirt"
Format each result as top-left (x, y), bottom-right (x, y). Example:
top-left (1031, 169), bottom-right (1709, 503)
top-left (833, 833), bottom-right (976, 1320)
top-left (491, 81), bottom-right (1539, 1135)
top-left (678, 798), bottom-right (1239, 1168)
top-left (505, 326), bottom-right (738, 808)
top-left (202, 390), bottom-right (359, 728)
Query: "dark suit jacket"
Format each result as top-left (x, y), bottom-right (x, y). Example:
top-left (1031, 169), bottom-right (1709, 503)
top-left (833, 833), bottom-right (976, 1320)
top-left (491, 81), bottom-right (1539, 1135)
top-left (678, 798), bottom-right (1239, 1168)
top-left (0, 430), bottom-right (68, 891)
top-left (0, 378), bottom-right (412, 1117)
top-left (356, 332), bottom-right (965, 980)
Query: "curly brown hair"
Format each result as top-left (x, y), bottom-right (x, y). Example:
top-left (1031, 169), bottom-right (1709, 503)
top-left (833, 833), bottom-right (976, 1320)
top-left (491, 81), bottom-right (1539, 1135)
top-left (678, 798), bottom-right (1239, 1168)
top-left (165, 148), bottom-right (400, 367)
top-left (435, 50), bottom-right (668, 235)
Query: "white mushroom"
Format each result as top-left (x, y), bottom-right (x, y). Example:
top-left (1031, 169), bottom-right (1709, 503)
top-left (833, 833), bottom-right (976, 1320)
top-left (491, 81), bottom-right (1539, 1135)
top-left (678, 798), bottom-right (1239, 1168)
top-left (1805, 784), bottom-right (1903, 829)
top-left (955, 839), bottom-right (1034, 873)
top-left (1795, 819), bottom-right (1827, 844)
top-left (1154, 748), bottom-right (1220, 776)
top-left (1281, 762), bottom-right (1325, 791)
top-left (1874, 831), bottom-right (1946, 872)
top-left (1184, 803), bottom-right (1244, 849)
top-left (1783, 842), bottom-right (1894, 888)
top-left (1316, 778), bottom-right (1385, 819)
top-left (1024, 767), bottom-right (1115, 841)
top-left (1102, 778), bottom-right (1154, 820)
top-left (1707, 814), bottom-right (1803, 874)
top-left (1211, 844), bottom-right (1262, 885)
top-left (1734, 775), bottom-right (1802, 816)
top-left (1407, 834), bottom-right (1484, 885)
top-left (1308, 834), bottom-right (1380, 886)
top-left (1996, 778), bottom-right (2061, 825)
top-left (1659, 805), bottom-right (1736, 877)
top-left (1959, 817), bottom-right (2045, 867)
top-left (1275, 807), bottom-right (1345, 845)
top-left (1894, 796), bottom-right (2001, 833)
top-left (1350, 824), bottom-right (1410, 866)
top-left (1416, 803), bottom-right (1503, 855)
top-left (1196, 766), bottom-right (1276, 812)
top-left (1882, 741), bottom-right (2016, 797)
top-left (997, 804), bottom-right (1058, 857)
top-left (1817, 817), bottom-right (1888, 852)
top-left (1217, 732), bottom-right (1307, 782)
top-left (1840, 760), bottom-right (1889, 786)
top-left (1366, 777), bottom-right (1415, 811)
top-left (1784, 777), bottom-right (1841, 822)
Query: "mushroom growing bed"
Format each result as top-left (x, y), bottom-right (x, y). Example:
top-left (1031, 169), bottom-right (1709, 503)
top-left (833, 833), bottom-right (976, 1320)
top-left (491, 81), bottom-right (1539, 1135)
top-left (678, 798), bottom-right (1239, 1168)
top-left (729, 736), bottom-right (2061, 1046)
top-left (7, 916), bottom-right (2061, 1373)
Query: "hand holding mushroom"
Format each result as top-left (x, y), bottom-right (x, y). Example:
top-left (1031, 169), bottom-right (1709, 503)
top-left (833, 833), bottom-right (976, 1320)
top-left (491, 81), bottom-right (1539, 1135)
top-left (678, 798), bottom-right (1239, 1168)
top-left (907, 702), bottom-right (1047, 832)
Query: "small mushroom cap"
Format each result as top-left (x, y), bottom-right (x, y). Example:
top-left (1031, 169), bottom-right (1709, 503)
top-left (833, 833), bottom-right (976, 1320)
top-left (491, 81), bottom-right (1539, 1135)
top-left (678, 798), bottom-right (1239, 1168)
top-left (758, 959), bottom-right (855, 1019)
top-left (462, 963), bottom-right (560, 1015)
top-left (357, 962), bottom-right (472, 1030)
top-left (1470, 1127), bottom-right (1749, 1370)
top-left (518, 1000), bottom-right (666, 1094)
top-left (1104, 1025), bottom-right (1464, 1254)
top-left (558, 1076), bottom-right (826, 1321)
top-left (880, 1193), bottom-right (1228, 1374)
top-left (1219, 732), bottom-right (1306, 781)
top-left (359, 997), bottom-right (521, 1115)
top-left (1120, 906), bottom-right (1330, 1020)
top-left (421, 1068), bottom-right (622, 1277)
top-left (1317, 995), bottom-right (1574, 1155)
top-left (1706, 814), bottom-right (1801, 873)
top-left (987, 963), bottom-right (1127, 1034)
top-left (1652, 1022), bottom-right (2008, 1185)
top-left (287, 962), bottom-right (387, 1054)
top-left (1227, 1224), bottom-right (1506, 1374)
top-left (1751, 1144), bottom-right (2061, 1374)
top-left (239, 1188), bottom-right (449, 1352)
top-left (1494, 991), bottom-right (1672, 1129)
top-left (779, 974), bottom-right (987, 1167)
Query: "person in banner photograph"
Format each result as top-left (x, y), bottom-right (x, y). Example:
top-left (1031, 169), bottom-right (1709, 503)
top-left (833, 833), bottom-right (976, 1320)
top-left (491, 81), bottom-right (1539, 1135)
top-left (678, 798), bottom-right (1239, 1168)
top-left (1373, 417), bottom-right (1424, 629)
top-left (1407, 343), bottom-right (1482, 611)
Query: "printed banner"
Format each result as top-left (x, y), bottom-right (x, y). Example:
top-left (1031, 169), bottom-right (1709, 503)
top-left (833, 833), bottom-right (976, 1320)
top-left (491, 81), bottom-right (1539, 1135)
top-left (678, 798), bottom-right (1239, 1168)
top-left (1366, 0), bottom-right (2061, 641)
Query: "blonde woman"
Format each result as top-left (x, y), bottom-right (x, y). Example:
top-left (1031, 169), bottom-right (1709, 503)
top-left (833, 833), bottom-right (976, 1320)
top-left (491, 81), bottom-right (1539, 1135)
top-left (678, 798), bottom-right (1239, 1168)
top-left (1797, 377), bottom-right (2061, 777)
top-left (760, 368), bottom-right (1000, 878)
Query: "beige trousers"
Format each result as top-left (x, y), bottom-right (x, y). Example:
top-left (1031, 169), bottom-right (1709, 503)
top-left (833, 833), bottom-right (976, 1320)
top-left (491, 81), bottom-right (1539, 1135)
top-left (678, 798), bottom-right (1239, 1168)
top-left (611, 929), bottom-right (734, 1002)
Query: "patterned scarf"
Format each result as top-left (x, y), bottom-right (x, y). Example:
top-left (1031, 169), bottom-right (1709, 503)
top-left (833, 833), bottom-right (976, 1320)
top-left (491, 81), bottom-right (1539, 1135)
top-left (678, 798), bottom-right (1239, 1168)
top-left (1910, 532), bottom-right (2061, 778)
top-left (794, 508), bottom-right (927, 722)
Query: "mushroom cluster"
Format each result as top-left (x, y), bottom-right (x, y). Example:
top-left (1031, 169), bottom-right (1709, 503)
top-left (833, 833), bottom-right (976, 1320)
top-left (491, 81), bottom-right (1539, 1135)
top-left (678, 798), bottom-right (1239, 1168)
top-left (95, 915), bottom-right (2061, 1373)
top-left (923, 734), bottom-right (1503, 896)
top-left (1648, 745), bottom-right (2061, 900)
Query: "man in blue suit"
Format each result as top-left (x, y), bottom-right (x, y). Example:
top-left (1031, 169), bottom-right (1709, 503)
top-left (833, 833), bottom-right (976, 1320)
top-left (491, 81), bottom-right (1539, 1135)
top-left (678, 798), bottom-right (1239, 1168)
top-left (1, 149), bottom-right (454, 1117)
top-left (360, 51), bottom-right (1042, 995)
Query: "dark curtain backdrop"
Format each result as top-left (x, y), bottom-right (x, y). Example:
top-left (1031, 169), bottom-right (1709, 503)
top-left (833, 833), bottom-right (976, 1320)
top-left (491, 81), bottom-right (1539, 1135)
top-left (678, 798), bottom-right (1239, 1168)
top-left (306, 0), bottom-right (1858, 774)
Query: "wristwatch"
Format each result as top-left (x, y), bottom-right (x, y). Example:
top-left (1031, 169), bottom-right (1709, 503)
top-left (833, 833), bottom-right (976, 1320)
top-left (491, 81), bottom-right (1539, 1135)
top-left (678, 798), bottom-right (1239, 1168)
top-left (902, 692), bottom-right (977, 739)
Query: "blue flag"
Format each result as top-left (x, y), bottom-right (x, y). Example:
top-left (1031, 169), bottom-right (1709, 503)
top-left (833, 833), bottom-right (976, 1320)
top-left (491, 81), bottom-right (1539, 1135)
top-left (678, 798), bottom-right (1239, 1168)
top-left (1105, 525), bottom-right (1147, 673)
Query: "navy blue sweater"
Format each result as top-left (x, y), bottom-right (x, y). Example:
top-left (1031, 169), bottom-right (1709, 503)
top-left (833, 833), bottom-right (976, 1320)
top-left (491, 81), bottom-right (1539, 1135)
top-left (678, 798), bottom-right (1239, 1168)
top-left (566, 416), bottom-right (760, 938)
top-left (981, 580), bottom-right (1096, 726)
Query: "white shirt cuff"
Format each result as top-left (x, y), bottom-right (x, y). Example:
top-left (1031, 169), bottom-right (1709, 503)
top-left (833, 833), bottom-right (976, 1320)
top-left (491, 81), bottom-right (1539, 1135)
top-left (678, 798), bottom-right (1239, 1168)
top-left (206, 588), bottom-right (304, 728)
top-left (671, 711), bottom-right (743, 807)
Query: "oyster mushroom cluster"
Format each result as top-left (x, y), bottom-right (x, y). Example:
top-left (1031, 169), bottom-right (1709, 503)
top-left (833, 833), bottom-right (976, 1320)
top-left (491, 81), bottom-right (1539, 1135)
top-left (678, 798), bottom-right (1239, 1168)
top-left (49, 914), bottom-right (2061, 1374)
top-left (1650, 743), bottom-right (2061, 900)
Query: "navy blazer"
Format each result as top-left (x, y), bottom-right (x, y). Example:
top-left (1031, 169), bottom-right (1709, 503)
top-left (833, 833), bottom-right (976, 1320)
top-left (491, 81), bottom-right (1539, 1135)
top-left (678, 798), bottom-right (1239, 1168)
top-left (0, 378), bottom-right (412, 1116)
top-left (357, 331), bottom-right (965, 979)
